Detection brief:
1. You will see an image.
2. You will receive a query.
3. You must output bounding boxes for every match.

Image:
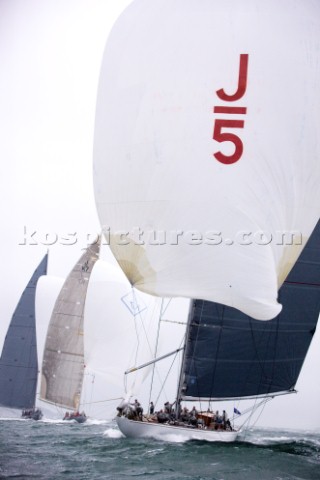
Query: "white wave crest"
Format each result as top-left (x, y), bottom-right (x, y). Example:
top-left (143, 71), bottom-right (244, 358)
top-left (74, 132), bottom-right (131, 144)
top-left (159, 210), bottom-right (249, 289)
top-left (103, 427), bottom-right (124, 438)
top-left (154, 433), bottom-right (189, 443)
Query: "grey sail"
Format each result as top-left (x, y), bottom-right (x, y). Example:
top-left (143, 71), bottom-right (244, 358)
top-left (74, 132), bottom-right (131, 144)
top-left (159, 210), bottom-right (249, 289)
top-left (179, 221), bottom-right (320, 401)
top-left (0, 254), bottom-right (48, 409)
top-left (40, 242), bottom-right (100, 410)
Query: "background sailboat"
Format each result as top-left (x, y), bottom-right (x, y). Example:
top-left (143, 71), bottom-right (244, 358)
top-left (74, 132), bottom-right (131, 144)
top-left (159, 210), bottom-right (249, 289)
top-left (38, 243), bottom-right (100, 421)
top-left (0, 254), bottom-right (48, 420)
top-left (36, 241), bottom-right (188, 421)
top-left (116, 221), bottom-right (319, 441)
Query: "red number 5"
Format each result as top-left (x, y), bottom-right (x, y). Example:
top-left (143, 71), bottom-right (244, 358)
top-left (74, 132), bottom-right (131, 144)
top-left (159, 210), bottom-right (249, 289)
top-left (213, 119), bottom-right (244, 164)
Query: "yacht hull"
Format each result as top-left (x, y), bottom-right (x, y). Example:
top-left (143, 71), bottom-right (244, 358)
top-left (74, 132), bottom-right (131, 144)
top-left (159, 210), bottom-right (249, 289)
top-left (116, 416), bottom-right (239, 442)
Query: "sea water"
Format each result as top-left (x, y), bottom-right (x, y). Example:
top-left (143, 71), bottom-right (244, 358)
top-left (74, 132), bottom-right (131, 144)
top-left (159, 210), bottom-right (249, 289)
top-left (0, 419), bottom-right (319, 480)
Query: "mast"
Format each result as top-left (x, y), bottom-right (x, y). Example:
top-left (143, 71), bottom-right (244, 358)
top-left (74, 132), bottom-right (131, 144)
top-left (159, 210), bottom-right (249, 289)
top-left (175, 299), bottom-right (194, 411)
top-left (148, 298), bottom-right (164, 412)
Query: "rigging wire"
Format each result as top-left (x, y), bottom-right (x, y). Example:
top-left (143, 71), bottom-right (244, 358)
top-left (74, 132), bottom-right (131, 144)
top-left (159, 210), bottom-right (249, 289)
top-left (148, 298), bottom-right (165, 412)
top-left (134, 295), bottom-right (183, 404)
top-left (154, 338), bottom-right (184, 408)
top-left (123, 291), bottom-right (173, 401)
top-left (131, 290), bottom-right (164, 395)
top-left (79, 396), bottom-right (123, 405)
top-left (237, 397), bottom-right (273, 440)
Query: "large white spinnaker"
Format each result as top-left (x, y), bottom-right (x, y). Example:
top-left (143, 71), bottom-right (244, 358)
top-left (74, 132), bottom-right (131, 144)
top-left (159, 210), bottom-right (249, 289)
top-left (93, 0), bottom-right (320, 320)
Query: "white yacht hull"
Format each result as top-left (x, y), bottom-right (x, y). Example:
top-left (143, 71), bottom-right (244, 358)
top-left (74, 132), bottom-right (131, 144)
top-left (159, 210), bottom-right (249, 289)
top-left (116, 416), bottom-right (239, 442)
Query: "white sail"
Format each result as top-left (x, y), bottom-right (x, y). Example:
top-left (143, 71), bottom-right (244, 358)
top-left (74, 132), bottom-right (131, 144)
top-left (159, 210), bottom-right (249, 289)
top-left (35, 275), bottom-right (66, 418)
top-left (40, 243), bottom-right (100, 410)
top-left (93, 0), bottom-right (320, 320)
top-left (82, 260), bottom-right (188, 419)
top-left (36, 275), bottom-right (65, 379)
top-left (33, 246), bottom-right (187, 419)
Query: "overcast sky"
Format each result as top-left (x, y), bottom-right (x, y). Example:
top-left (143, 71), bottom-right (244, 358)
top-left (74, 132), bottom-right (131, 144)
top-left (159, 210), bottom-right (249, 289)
top-left (0, 0), bottom-right (319, 431)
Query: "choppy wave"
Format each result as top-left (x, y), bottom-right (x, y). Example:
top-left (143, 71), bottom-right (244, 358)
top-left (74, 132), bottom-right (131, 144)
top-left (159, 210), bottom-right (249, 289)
top-left (103, 426), bottom-right (124, 438)
top-left (240, 426), bottom-right (320, 447)
top-left (153, 432), bottom-right (191, 443)
top-left (0, 420), bottom-right (319, 480)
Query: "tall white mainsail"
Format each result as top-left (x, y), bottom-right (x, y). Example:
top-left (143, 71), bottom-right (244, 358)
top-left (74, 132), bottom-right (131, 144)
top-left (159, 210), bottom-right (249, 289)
top-left (93, 0), bottom-right (320, 320)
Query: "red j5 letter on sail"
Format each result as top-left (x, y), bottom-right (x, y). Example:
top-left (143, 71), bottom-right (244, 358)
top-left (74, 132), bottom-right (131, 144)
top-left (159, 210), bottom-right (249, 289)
top-left (213, 54), bottom-right (248, 164)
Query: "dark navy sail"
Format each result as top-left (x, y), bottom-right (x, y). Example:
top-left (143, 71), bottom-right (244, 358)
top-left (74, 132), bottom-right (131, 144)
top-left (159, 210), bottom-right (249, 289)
top-left (0, 254), bottom-right (48, 409)
top-left (179, 223), bottom-right (320, 401)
